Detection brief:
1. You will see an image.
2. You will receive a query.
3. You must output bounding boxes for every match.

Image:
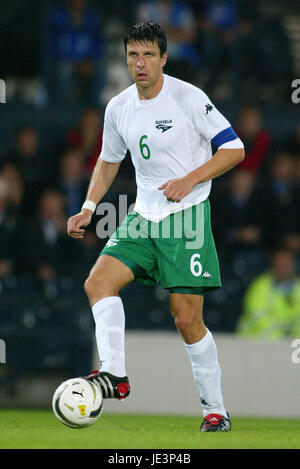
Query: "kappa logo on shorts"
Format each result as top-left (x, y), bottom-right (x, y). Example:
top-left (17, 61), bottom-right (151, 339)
top-left (155, 119), bottom-right (173, 133)
top-left (106, 239), bottom-right (119, 247)
top-left (202, 271), bottom-right (212, 278)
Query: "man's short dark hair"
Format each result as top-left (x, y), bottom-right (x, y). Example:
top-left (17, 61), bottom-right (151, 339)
top-left (124, 22), bottom-right (167, 57)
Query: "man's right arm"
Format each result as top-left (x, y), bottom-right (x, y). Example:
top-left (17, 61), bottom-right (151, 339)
top-left (67, 157), bottom-right (121, 239)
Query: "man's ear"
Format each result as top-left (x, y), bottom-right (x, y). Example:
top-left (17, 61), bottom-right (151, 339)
top-left (162, 52), bottom-right (168, 68)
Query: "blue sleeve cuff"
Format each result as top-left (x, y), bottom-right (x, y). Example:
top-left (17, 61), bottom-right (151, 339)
top-left (211, 126), bottom-right (238, 147)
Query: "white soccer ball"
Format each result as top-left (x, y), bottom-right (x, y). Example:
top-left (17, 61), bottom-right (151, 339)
top-left (52, 377), bottom-right (103, 428)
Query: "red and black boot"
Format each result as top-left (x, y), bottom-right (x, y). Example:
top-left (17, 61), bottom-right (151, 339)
top-left (200, 413), bottom-right (232, 432)
top-left (85, 370), bottom-right (130, 401)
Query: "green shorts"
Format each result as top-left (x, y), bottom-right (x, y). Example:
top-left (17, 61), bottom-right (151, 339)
top-left (100, 199), bottom-right (221, 295)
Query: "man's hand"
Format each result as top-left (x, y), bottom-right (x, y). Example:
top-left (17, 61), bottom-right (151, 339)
top-left (158, 174), bottom-right (196, 202)
top-left (67, 209), bottom-right (93, 239)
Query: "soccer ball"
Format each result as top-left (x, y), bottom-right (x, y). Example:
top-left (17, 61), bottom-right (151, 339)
top-left (52, 377), bottom-right (103, 428)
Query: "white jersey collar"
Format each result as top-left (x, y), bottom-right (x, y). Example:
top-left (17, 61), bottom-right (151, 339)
top-left (135, 74), bottom-right (169, 106)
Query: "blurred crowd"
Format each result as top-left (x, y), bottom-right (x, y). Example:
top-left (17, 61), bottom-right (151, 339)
top-left (0, 0), bottom-right (299, 341)
top-left (0, 109), bottom-right (102, 286)
top-left (2, 0), bottom-right (295, 106)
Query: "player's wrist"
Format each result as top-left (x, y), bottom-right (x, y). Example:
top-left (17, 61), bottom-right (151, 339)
top-left (188, 170), bottom-right (202, 187)
top-left (81, 200), bottom-right (97, 214)
top-left (81, 208), bottom-right (93, 217)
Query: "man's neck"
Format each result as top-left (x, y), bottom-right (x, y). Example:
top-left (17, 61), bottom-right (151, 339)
top-left (137, 74), bottom-right (164, 100)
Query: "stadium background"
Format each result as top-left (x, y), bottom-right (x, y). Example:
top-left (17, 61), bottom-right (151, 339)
top-left (0, 0), bottom-right (299, 413)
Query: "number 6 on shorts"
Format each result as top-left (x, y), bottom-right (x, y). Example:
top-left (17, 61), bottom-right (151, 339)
top-left (190, 253), bottom-right (203, 277)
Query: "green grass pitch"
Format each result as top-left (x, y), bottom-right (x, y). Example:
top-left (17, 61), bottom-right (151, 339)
top-left (0, 410), bottom-right (300, 449)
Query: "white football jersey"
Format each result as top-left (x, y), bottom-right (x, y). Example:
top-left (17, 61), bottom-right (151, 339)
top-left (100, 74), bottom-right (240, 222)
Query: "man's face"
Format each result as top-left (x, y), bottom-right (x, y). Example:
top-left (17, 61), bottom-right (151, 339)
top-left (126, 40), bottom-right (167, 89)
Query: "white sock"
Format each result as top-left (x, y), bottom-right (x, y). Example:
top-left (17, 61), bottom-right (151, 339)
top-left (92, 296), bottom-right (126, 377)
top-left (184, 329), bottom-right (227, 417)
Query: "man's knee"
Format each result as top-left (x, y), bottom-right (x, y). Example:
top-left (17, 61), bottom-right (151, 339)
top-left (84, 271), bottom-right (117, 301)
top-left (170, 294), bottom-right (205, 335)
top-left (174, 313), bottom-right (198, 334)
top-left (83, 255), bottom-right (135, 305)
top-left (83, 274), bottom-right (95, 298)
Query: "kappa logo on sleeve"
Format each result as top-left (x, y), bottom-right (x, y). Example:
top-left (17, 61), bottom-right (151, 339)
top-left (205, 104), bottom-right (214, 115)
top-left (155, 119), bottom-right (173, 133)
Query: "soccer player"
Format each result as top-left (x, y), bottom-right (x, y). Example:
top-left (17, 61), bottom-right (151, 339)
top-left (67, 22), bottom-right (244, 432)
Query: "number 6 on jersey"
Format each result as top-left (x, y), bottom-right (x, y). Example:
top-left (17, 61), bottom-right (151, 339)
top-left (139, 135), bottom-right (151, 159)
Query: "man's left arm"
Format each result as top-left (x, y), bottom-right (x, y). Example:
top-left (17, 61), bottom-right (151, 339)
top-left (189, 146), bottom-right (245, 184)
top-left (159, 93), bottom-right (245, 202)
top-left (159, 147), bottom-right (244, 203)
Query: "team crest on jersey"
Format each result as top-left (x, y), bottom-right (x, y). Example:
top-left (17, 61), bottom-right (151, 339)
top-left (155, 119), bottom-right (173, 133)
